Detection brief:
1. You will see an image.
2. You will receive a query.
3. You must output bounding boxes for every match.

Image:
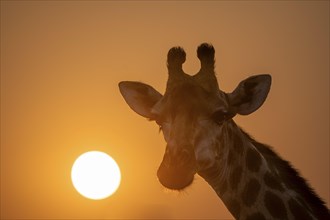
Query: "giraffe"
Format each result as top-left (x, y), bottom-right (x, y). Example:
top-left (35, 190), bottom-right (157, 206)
top-left (119, 43), bottom-right (329, 219)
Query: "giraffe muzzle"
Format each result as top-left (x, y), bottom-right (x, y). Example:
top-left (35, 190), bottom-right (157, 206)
top-left (157, 148), bottom-right (196, 190)
top-left (157, 165), bottom-right (195, 190)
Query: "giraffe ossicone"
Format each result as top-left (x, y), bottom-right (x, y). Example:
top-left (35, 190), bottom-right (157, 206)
top-left (119, 43), bottom-right (329, 219)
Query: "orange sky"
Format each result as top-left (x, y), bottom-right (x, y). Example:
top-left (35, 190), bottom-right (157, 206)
top-left (1, 1), bottom-right (329, 219)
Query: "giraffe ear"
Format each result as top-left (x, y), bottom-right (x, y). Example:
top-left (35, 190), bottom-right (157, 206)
top-left (119, 81), bottom-right (163, 118)
top-left (228, 74), bottom-right (271, 115)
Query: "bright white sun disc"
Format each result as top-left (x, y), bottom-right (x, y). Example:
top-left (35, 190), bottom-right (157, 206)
top-left (71, 151), bottom-right (121, 200)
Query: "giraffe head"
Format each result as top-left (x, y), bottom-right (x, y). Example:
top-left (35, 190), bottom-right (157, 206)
top-left (119, 43), bottom-right (271, 190)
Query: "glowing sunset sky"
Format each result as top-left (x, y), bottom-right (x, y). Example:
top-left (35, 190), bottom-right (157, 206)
top-left (1, 1), bottom-right (329, 219)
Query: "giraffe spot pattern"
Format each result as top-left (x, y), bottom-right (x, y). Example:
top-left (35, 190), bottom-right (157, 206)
top-left (227, 199), bottom-right (241, 219)
top-left (296, 197), bottom-right (313, 213)
top-left (229, 166), bottom-right (242, 190)
top-left (242, 178), bottom-right (261, 206)
top-left (245, 148), bottom-right (262, 172)
top-left (245, 212), bottom-right (266, 220)
top-left (264, 190), bottom-right (288, 219)
top-left (264, 171), bottom-right (284, 192)
top-left (288, 198), bottom-right (313, 220)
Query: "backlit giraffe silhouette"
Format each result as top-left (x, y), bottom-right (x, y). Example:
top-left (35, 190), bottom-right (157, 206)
top-left (119, 43), bottom-right (329, 219)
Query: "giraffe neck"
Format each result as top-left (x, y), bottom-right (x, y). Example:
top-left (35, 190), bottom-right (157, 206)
top-left (198, 122), bottom-right (329, 220)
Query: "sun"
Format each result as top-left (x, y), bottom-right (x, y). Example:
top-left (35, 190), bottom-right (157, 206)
top-left (71, 151), bottom-right (121, 200)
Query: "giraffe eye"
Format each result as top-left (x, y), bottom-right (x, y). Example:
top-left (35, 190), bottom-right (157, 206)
top-left (212, 111), bottom-right (227, 124)
top-left (212, 109), bottom-right (234, 124)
